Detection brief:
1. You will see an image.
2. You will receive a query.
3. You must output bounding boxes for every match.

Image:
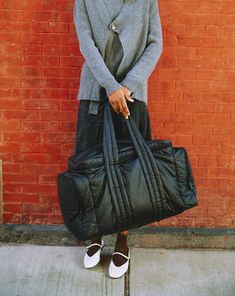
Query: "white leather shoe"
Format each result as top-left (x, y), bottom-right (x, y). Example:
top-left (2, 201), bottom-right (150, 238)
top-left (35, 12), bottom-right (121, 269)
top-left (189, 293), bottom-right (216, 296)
top-left (108, 248), bottom-right (130, 278)
top-left (83, 238), bottom-right (104, 268)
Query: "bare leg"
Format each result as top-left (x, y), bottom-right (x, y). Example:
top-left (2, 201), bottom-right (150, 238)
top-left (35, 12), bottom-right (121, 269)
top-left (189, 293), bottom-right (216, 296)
top-left (86, 234), bottom-right (103, 256)
top-left (113, 230), bottom-right (129, 266)
top-left (86, 230), bottom-right (129, 265)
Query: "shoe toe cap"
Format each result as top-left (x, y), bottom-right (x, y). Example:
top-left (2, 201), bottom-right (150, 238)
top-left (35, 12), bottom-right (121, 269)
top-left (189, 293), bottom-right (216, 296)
top-left (108, 259), bottom-right (129, 278)
top-left (84, 251), bottom-right (101, 268)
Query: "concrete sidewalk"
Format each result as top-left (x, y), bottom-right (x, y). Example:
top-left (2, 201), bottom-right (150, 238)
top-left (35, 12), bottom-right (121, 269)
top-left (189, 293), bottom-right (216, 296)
top-left (0, 244), bottom-right (234, 296)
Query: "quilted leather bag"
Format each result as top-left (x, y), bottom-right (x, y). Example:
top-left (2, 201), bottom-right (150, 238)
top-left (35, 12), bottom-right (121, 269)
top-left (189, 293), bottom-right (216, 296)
top-left (57, 99), bottom-right (198, 241)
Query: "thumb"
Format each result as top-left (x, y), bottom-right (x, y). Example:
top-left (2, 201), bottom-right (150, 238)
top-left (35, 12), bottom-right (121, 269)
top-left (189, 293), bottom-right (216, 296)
top-left (124, 87), bottom-right (134, 102)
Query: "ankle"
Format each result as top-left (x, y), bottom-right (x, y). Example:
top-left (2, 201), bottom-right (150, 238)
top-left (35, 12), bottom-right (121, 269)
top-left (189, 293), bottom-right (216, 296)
top-left (116, 233), bottom-right (128, 241)
top-left (116, 240), bottom-right (127, 247)
top-left (91, 235), bottom-right (102, 244)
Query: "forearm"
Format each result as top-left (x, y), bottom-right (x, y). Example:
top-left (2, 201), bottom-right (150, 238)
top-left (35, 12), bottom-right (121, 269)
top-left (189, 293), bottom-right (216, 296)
top-left (74, 0), bottom-right (123, 96)
top-left (120, 0), bottom-right (163, 95)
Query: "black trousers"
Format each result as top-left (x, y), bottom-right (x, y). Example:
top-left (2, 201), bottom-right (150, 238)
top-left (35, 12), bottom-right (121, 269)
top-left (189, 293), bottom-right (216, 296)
top-left (74, 99), bottom-right (152, 154)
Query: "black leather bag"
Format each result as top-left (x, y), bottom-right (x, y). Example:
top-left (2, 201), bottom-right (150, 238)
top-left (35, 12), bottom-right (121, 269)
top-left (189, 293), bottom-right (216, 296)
top-left (57, 99), bottom-right (198, 241)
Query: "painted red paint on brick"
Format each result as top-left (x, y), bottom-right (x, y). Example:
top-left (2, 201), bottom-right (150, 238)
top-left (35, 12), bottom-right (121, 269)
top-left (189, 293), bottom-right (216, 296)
top-left (0, 1), bottom-right (234, 227)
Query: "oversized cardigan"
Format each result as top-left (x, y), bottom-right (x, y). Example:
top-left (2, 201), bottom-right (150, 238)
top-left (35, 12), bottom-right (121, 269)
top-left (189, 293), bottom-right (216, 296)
top-left (73, 0), bottom-right (163, 114)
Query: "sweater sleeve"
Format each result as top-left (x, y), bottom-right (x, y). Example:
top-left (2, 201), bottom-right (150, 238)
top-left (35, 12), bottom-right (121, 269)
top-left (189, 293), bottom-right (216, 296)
top-left (120, 0), bottom-right (163, 97)
top-left (73, 0), bottom-right (123, 96)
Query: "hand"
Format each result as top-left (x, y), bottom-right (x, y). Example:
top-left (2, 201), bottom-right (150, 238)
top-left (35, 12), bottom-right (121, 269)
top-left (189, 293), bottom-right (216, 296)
top-left (108, 86), bottom-right (134, 119)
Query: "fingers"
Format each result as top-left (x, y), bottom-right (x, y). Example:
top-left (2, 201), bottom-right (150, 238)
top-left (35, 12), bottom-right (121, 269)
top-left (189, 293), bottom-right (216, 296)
top-left (110, 98), bottom-right (129, 118)
top-left (123, 88), bottom-right (134, 102)
top-left (112, 100), bottom-right (120, 113)
top-left (126, 92), bottom-right (134, 102)
top-left (117, 88), bottom-right (134, 118)
top-left (109, 99), bottom-right (121, 114)
top-left (120, 97), bottom-right (130, 119)
top-left (108, 87), bottom-right (131, 118)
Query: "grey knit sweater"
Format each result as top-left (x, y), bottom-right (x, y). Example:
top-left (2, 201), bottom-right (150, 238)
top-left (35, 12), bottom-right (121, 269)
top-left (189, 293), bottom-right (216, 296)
top-left (74, 0), bottom-right (163, 114)
top-left (89, 0), bottom-right (125, 114)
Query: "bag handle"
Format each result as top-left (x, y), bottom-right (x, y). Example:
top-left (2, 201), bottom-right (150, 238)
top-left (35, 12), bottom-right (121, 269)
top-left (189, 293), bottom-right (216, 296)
top-left (103, 99), bottom-right (167, 219)
top-left (125, 107), bottom-right (168, 216)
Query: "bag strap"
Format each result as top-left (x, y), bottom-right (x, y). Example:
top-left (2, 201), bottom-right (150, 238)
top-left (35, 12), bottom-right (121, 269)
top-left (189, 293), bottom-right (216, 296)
top-left (104, 100), bottom-right (162, 218)
top-left (103, 100), bottom-right (133, 229)
top-left (103, 99), bottom-right (168, 220)
top-left (126, 113), bottom-right (168, 217)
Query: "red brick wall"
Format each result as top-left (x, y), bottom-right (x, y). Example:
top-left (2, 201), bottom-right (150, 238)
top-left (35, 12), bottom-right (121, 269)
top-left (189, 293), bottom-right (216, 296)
top-left (0, 1), bottom-right (234, 227)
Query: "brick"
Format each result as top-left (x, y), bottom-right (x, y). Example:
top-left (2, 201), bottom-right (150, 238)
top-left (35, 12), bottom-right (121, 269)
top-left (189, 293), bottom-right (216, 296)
top-left (195, 218), bottom-right (215, 227)
top-left (3, 203), bottom-right (22, 213)
top-left (178, 57), bottom-right (217, 70)
top-left (42, 67), bottom-right (60, 77)
top-left (158, 69), bottom-right (196, 80)
top-left (41, 0), bottom-right (58, 10)
top-left (177, 14), bottom-right (216, 25)
top-left (22, 78), bottom-right (60, 88)
top-left (3, 173), bottom-right (37, 183)
top-left (1, 99), bottom-right (21, 109)
top-left (2, 163), bottom-right (21, 174)
top-left (222, 92), bottom-right (235, 103)
top-left (3, 183), bottom-right (21, 193)
top-left (42, 132), bottom-right (74, 143)
top-left (0, 142), bottom-right (21, 153)
top-left (217, 156), bottom-right (235, 168)
top-left (39, 194), bottom-right (59, 204)
top-left (21, 164), bottom-right (60, 174)
top-left (212, 124), bottom-right (234, 135)
top-left (59, 121), bottom-right (76, 132)
top-left (21, 121), bottom-right (59, 132)
top-left (3, 132), bottom-right (40, 143)
top-left (196, 70), bottom-right (234, 81)
top-left (199, 188), bottom-right (235, 199)
top-left (22, 99), bottom-right (60, 110)
top-left (22, 184), bottom-right (55, 194)
top-left (63, 93), bottom-right (78, 105)
top-left (155, 112), bottom-right (192, 124)
top-left (59, 67), bottom-right (80, 78)
top-left (214, 218), bottom-right (233, 227)
top-left (40, 110), bottom-right (76, 121)
top-left (60, 56), bottom-right (84, 67)
top-left (4, 193), bottom-right (39, 203)
top-left (3, 110), bottom-right (41, 120)
top-left (1, 0), bottom-right (41, 9)
top-left (0, 78), bottom-right (22, 88)
top-left (20, 143), bottom-right (61, 153)
top-left (215, 81), bottom-right (235, 92)
top-left (194, 135), bottom-right (230, 146)
top-left (0, 120), bottom-right (20, 131)
top-left (208, 167), bottom-right (235, 178)
top-left (39, 175), bottom-right (57, 185)
top-left (0, 32), bottom-right (22, 43)
top-left (205, 25), bottom-right (224, 37)
top-left (225, 198), bottom-right (235, 208)
top-left (175, 123), bottom-right (212, 135)
top-left (42, 56), bottom-right (60, 66)
top-left (60, 78), bottom-right (78, 88)
top-left (214, 103), bottom-right (235, 113)
top-left (42, 44), bottom-right (60, 55)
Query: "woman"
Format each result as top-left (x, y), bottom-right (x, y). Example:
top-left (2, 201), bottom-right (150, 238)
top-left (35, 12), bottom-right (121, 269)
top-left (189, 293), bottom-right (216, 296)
top-left (73, 0), bottom-right (163, 278)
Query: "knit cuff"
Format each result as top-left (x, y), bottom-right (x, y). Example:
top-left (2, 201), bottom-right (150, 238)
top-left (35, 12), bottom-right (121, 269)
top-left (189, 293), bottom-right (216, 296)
top-left (120, 75), bottom-right (141, 98)
top-left (105, 80), bottom-right (123, 97)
